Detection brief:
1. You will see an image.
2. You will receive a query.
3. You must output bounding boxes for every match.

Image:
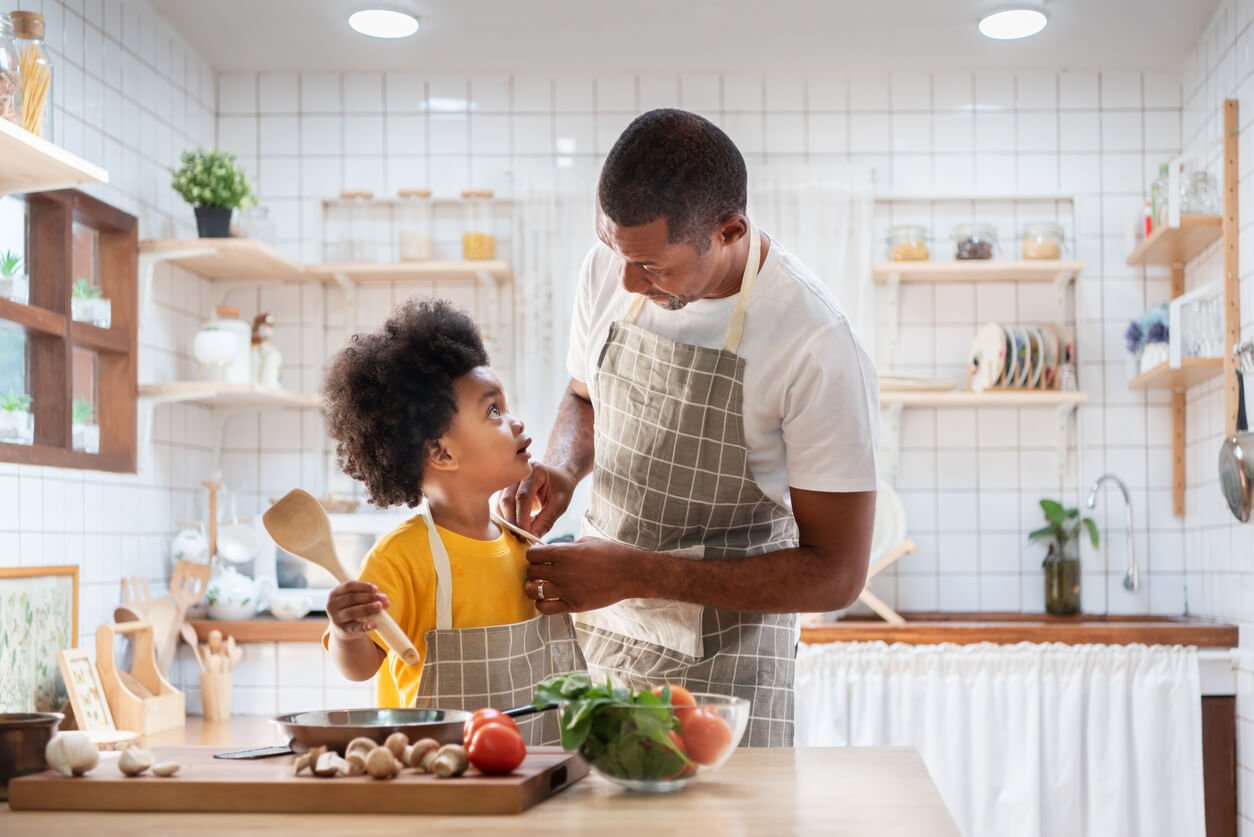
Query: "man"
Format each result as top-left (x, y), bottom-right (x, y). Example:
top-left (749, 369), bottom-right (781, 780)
top-left (504, 109), bottom-right (878, 746)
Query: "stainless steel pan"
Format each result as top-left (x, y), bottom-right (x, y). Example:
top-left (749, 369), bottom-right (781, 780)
top-left (1219, 365), bottom-right (1254, 522)
top-left (274, 704), bottom-right (552, 754)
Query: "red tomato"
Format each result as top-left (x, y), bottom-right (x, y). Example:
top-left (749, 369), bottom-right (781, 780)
top-left (468, 723), bottom-right (527, 774)
top-left (463, 708), bottom-right (518, 747)
top-left (680, 708), bottom-right (732, 766)
top-left (651, 683), bottom-right (698, 725)
top-left (665, 730), bottom-right (696, 779)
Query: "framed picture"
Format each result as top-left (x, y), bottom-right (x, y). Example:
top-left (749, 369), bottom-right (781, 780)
top-left (57, 647), bottom-right (115, 732)
top-left (0, 565), bottom-right (78, 713)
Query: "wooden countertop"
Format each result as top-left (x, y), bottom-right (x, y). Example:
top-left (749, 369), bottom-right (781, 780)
top-left (195, 612), bottom-right (1239, 648)
top-left (1, 718), bottom-right (959, 835)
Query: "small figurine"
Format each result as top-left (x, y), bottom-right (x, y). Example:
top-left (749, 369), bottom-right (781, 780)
top-left (251, 312), bottom-right (283, 389)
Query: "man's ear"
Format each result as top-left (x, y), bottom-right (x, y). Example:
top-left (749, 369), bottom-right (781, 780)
top-left (426, 438), bottom-right (458, 471)
top-left (716, 214), bottom-right (749, 247)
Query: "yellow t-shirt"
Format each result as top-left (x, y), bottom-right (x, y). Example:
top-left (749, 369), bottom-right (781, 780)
top-left (322, 515), bottom-right (537, 708)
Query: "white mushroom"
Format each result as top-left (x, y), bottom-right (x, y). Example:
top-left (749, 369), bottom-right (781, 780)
top-left (151, 761), bottom-right (181, 777)
top-left (118, 747), bottom-right (155, 777)
top-left (44, 732), bottom-right (99, 777)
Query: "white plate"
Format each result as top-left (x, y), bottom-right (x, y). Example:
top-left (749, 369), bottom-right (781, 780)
top-left (968, 323), bottom-right (1007, 392)
top-left (1026, 326), bottom-right (1045, 388)
top-left (1009, 326), bottom-right (1031, 388)
top-left (1039, 325), bottom-right (1059, 388)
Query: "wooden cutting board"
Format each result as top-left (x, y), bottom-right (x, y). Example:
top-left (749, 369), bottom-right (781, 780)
top-left (9, 745), bottom-right (588, 815)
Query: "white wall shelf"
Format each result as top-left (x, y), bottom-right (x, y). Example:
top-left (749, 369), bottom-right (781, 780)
top-left (306, 260), bottom-right (511, 284)
top-left (0, 118), bottom-right (109, 195)
top-left (139, 382), bottom-right (321, 409)
top-left (873, 260), bottom-right (1083, 285)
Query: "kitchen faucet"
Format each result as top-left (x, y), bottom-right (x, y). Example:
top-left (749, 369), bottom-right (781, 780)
top-left (1085, 473), bottom-right (1137, 592)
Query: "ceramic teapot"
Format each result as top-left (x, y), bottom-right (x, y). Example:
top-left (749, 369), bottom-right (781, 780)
top-left (205, 565), bottom-right (273, 621)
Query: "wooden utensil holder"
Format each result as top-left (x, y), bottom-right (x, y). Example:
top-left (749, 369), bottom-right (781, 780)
top-left (96, 621), bottom-right (185, 735)
top-left (200, 669), bottom-right (232, 722)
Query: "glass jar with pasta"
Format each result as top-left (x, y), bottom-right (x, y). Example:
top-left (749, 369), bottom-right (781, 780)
top-left (1020, 222), bottom-right (1065, 260)
top-left (0, 16), bottom-right (21, 126)
top-left (885, 225), bottom-right (929, 261)
top-left (10, 11), bottom-right (51, 140)
top-left (461, 189), bottom-right (496, 260)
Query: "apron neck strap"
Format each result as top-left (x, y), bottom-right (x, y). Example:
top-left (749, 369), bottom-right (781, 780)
top-left (420, 501), bottom-right (454, 630)
top-left (623, 223), bottom-right (761, 356)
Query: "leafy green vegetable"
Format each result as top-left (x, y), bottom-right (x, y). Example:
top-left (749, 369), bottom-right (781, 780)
top-left (533, 673), bottom-right (693, 782)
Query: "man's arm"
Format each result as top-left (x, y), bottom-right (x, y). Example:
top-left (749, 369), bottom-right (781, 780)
top-left (501, 378), bottom-right (595, 535)
top-left (526, 487), bottom-right (875, 614)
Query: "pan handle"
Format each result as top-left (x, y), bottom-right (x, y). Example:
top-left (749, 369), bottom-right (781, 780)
top-left (1238, 369), bottom-right (1248, 434)
top-left (504, 702), bottom-right (558, 719)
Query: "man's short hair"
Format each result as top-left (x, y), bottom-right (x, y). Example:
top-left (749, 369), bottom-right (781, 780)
top-left (598, 109), bottom-right (747, 252)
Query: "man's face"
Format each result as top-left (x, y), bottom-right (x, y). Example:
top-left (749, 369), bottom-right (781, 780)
top-left (596, 211), bottom-right (744, 310)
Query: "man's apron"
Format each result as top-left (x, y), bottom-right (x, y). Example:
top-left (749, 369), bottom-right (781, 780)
top-left (574, 226), bottom-right (801, 746)
top-left (411, 502), bottom-right (586, 746)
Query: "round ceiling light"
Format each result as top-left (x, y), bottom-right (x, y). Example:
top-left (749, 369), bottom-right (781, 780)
top-left (978, 8), bottom-right (1049, 40)
top-left (348, 9), bottom-right (420, 39)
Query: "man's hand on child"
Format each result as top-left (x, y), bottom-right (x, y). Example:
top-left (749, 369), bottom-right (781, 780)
top-left (327, 580), bottom-right (390, 641)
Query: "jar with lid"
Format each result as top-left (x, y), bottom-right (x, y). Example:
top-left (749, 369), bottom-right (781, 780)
top-left (237, 205), bottom-right (276, 244)
top-left (951, 223), bottom-right (998, 260)
top-left (1020, 222), bottom-right (1065, 260)
top-left (1180, 171), bottom-right (1220, 216)
top-left (193, 306), bottom-right (252, 384)
top-left (396, 189), bottom-right (434, 261)
top-left (886, 225), bottom-right (929, 261)
top-left (0, 16), bottom-right (20, 125)
top-left (10, 11), bottom-right (51, 139)
top-left (324, 191), bottom-right (374, 262)
top-left (462, 189), bottom-right (496, 260)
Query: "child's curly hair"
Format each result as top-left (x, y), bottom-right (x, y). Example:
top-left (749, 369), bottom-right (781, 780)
top-left (323, 298), bottom-right (488, 508)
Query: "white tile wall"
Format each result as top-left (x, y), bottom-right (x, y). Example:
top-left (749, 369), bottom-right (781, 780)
top-left (1179, 0), bottom-right (1254, 829)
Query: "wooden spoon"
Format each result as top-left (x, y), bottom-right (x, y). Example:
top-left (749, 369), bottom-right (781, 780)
top-left (180, 622), bottom-right (205, 673)
top-left (264, 489), bottom-right (420, 666)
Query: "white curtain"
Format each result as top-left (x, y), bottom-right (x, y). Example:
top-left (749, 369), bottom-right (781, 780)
top-left (796, 641), bottom-right (1205, 837)
top-left (748, 161), bottom-right (876, 342)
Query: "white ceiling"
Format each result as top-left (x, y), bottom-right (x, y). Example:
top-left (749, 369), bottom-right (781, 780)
top-left (151, 0), bottom-right (1218, 74)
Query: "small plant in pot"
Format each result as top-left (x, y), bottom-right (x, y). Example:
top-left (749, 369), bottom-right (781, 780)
top-left (0, 390), bottom-right (33, 445)
top-left (1029, 498), bottom-right (1100, 616)
top-left (70, 278), bottom-right (111, 328)
top-left (0, 250), bottom-right (28, 304)
top-left (71, 399), bottom-right (98, 454)
top-left (170, 148), bottom-right (256, 238)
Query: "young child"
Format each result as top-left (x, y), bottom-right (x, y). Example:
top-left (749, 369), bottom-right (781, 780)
top-left (320, 298), bottom-right (539, 708)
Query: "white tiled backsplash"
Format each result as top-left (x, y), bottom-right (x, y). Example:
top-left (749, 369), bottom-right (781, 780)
top-left (5, 0), bottom-right (1227, 719)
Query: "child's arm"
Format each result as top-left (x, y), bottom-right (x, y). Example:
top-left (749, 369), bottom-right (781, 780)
top-left (327, 580), bottom-right (389, 680)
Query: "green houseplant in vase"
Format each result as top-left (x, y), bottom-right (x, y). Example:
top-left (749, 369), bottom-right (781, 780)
top-left (170, 149), bottom-right (256, 238)
top-left (0, 250), bottom-right (28, 304)
top-left (70, 278), bottom-right (111, 328)
top-left (72, 398), bottom-right (98, 454)
top-left (1029, 498), bottom-right (1100, 615)
top-left (0, 390), bottom-right (32, 445)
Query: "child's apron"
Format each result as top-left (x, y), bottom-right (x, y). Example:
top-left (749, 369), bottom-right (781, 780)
top-left (411, 502), bottom-right (585, 745)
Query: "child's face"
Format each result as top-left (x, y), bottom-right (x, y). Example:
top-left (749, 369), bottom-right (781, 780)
top-left (440, 366), bottom-right (532, 490)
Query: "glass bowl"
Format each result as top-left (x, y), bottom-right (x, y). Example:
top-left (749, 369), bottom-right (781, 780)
top-left (580, 693), bottom-right (749, 792)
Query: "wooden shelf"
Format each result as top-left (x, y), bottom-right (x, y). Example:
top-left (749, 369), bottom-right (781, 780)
top-left (879, 389), bottom-right (1087, 408)
top-left (307, 260), bottom-right (512, 283)
top-left (138, 382), bottom-right (322, 409)
top-left (1128, 358), bottom-right (1223, 391)
top-left (189, 617), bottom-right (325, 644)
top-left (1126, 215), bottom-right (1223, 266)
top-left (0, 118), bottom-right (108, 195)
top-left (140, 238), bottom-right (305, 282)
top-left (872, 260), bottom-right (1083, 284)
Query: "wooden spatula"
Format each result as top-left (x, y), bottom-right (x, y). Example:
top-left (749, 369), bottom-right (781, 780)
top-left (263, 489), bottom-right (421, 666)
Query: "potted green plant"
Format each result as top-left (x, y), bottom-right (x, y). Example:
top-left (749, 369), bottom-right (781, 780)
top-left (71, 398), bottom-right (98, 454)
top-left (0, 250), bottom-right (28, 304)
top-left (1028, 498), bottom-right (1100, 616)
top-left (70, 278), bottom-right (111, 328)
top-left (170, 149), bottom-right (256, 238)
top-left (0, 390), bottom-right (33, 445)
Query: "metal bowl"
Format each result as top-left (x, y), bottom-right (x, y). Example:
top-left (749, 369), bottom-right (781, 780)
top-left (0, 712), bottom-right (63, 800)
top-left (274, 708), bottom-right (471, 753)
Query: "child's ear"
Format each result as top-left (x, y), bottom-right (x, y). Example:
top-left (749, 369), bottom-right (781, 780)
top-left (426, 438), bottom-right (458, 471)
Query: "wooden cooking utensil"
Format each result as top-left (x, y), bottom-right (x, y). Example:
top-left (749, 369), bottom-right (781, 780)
top-left (264, 489), bottom-right (421, 666)
top-left (180, 622), bottom-right (205, 673)
top-left (170, 560), bottom-right (211, 618)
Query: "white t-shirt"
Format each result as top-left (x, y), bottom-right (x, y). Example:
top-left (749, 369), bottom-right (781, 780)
top-left (566, 235), bottom-right (880, 512)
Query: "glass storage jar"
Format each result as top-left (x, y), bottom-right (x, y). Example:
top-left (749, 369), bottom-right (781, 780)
top-left (1180, 171), bottom-right (1220, 216)
top-left (886, 225), bottom-right (929, 261)
top-left (462, 189), bottom-right (496, 260)
top-left (340, 190), bottom-right (374, 262)
top-left (1020, 222), bottom-right (1065, 260)
top-left (0, 16), bottom-right (20, 125)
top-left (10, 11), bottom-right (51, 139)
top-left (952, 223), bottom-right (998, 260)
top-left (396, 188), bottom-right (434, 261)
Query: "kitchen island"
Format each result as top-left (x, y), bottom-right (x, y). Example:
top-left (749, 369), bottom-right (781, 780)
top-left (2, 718), bottom-right (959, 835)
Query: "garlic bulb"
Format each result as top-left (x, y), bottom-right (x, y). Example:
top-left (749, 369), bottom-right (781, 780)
top-left (45, 732), bottom-right (99, 777)
top-left (118, 748), bottom-right (155, 777)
